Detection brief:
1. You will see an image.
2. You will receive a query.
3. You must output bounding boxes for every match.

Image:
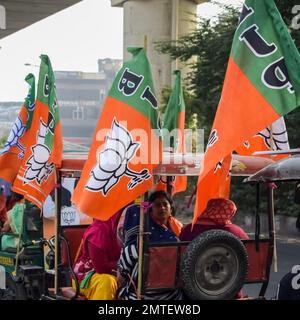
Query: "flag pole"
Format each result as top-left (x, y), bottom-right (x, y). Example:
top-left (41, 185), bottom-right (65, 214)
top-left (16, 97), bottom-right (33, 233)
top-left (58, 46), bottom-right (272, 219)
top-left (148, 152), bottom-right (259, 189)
top-left (137, 194), bottom-right (145, 300)
top-left (54, 167), bottom-right (61, 295)
top-left (268, 124), bottom-right (278, 273)
top-left (137, 36), bottom-right (148, 300)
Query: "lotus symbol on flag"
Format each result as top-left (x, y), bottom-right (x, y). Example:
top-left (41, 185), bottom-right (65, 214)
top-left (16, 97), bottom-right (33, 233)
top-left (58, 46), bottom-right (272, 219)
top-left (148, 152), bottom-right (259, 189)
top-left (0, 116), bottom-right (26, 158)
top-left (258, 126), bottom-right (289, 151)
top-left (24, 120), bottom-right (54, 184)
top-left (86, 118), bottom-right (150, 196)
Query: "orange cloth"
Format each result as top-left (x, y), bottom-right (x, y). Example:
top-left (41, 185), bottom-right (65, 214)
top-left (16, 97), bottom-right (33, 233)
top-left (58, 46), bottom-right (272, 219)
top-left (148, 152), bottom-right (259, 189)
top-left (168, 216), bottom-right (183, 237)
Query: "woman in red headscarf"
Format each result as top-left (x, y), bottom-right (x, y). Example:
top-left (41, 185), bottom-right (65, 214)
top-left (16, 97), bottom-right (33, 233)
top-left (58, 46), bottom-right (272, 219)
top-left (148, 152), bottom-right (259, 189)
top-left (180, 198), bottom-right (248, 242)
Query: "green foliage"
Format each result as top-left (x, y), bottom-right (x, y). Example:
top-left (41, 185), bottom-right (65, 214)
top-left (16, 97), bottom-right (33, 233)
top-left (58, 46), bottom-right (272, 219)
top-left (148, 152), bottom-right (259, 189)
top-left (156, 0), bottom-right (300, 216)
top-left (0, 135), bottom-right (7, 148)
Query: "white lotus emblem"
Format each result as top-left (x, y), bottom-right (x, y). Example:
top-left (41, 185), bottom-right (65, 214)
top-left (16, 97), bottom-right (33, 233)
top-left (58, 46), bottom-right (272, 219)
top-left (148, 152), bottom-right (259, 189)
top-left (86, 119), bottom-right (150, 196)
top-left (258, 118), bottom-right (289, 151)
top-left (24, 120), bottom-right (54, 185)
top-left (0, 116), bottom-right (26, 158)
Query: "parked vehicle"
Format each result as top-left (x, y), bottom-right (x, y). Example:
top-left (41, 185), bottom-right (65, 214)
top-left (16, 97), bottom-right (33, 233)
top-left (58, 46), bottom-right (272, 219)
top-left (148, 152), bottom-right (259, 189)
top-left (0, 151), bottom-right (280, 300)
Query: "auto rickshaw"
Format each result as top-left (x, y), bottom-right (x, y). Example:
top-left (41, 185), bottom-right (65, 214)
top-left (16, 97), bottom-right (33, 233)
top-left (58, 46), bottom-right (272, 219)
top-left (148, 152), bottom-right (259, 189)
top-left (0, 200), bottom-right (44, 300)
top-left (0, 151), bottom-right (278, 300)
top-left (42, 152), bottom-right (275, 300)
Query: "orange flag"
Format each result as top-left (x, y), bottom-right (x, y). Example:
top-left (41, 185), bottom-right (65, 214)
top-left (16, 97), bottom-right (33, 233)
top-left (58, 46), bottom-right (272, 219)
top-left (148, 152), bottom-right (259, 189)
top-left (194, 0), bottom-right (300, 223)
top-left (72, 48), bottom-right (161, 221)
top-left (193, 154), bottom-right (232, 222)
top-left (0, 74), bottom-right (35, 183)
top-left (236, 117), bottom-right (289, 161)
top-left (12, 55), bottom-right (63, 208)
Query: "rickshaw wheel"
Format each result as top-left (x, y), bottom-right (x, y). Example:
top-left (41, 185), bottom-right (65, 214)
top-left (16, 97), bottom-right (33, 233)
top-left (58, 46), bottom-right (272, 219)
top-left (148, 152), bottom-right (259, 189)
top-left (180, 230), bottom-right (248, 300)
top-left (0, 273), bottom-right (27, 300)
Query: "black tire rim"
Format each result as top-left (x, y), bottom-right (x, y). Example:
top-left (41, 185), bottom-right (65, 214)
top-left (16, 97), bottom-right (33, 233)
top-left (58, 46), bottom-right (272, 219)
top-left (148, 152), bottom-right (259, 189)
top-left (194, 243), bottom-right (239, 296)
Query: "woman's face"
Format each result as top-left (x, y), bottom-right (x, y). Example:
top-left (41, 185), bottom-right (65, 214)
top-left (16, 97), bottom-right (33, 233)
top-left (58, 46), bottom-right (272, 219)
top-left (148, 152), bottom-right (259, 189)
top-left (150, 196), bottom-right (171, 225)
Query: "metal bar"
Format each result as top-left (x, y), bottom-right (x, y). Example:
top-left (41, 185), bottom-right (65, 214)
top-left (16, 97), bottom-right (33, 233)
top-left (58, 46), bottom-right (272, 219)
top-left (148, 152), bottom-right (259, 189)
top-left (253, 148), bottom-right (300, 156)
top-left (259, 184), bottom-right (275, 297)
top-left (54, 168), bottom-right (61, 296)
top-left (137, 195), bottom-right (145, 300)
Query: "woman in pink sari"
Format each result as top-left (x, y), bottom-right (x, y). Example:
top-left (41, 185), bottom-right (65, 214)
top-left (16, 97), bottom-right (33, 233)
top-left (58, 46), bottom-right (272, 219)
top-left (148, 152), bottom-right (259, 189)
top-left (73, 211), bottom-right (122, 300)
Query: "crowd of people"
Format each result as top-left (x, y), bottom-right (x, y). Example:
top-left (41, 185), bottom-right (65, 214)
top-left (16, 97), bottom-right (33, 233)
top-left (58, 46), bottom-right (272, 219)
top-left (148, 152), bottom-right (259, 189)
top-left (71, 192), bottom-right (254, 301)
top-left (1, 185), bottom-right (299, 301)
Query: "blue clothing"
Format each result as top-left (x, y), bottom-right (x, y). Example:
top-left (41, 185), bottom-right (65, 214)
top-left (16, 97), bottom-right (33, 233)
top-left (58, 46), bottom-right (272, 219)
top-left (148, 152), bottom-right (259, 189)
top-left (123, 204), bottom-right (178, 245)
top-left (118, 204), bottom-right (182, 300)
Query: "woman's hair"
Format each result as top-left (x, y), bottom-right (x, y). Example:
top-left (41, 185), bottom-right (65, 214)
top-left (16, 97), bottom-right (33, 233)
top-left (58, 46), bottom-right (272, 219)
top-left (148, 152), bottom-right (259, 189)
top-left (148, 190), bottom-right (175, 215)
top-left (11, 192), bottom-right (24, 202)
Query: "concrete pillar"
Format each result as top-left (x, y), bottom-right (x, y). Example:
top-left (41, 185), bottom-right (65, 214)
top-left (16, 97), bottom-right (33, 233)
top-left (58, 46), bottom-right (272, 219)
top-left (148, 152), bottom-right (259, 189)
top-left (111, 0), bottom-right (206, 103)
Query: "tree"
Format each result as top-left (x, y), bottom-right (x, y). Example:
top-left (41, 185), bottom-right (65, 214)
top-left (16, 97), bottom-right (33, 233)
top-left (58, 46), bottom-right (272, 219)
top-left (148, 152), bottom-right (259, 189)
top-left (0, 135), bottom-right (7, 149)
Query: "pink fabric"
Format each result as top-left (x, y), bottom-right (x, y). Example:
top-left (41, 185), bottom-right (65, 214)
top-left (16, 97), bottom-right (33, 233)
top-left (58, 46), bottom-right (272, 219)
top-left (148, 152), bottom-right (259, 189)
top-left (74, 211), bottom-right (122, 283)
top-left (180, 223), bottom-right (249, 242)
top-left (0, 194), bottom-right (7, 224)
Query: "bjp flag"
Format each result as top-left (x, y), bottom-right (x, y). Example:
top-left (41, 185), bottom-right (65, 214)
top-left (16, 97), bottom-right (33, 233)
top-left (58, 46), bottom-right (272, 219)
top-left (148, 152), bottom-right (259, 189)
top-left (194, 153), bottom-right (232, 221)
top-left (156, 70), bottom-right (187, 195)
top-left (236, 117), bottom-right (289, 161)
top-left (12, 55), bottom-right (63, 208)
top-left (194, 0), bottom-right (300, 223)
top-left (0, 74), bottom-right (35, 183)
top-left (72, 48), bottom-right (161, 220)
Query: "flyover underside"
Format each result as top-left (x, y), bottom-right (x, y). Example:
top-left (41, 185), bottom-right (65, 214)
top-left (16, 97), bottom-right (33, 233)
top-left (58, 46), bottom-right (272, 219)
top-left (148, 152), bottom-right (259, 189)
top-left (0, 0), bottom-right (81, 39)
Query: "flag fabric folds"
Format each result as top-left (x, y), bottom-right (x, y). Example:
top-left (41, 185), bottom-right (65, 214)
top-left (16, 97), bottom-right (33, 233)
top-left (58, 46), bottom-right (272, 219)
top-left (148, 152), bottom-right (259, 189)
top-left (194, 154), bottom-right (232, 221)
top-left (12, 55), bottom-right (63, 208)
top-left (0, 74), bottom-right (35, 183)
top-left (236, 117), bottom-right (289, 161)
top-left (194, 0), bottom-right (300, 222)
top-left (72, 47), bottom-right (161, 221)
top-left (156, 70), bottom-right (187, 195)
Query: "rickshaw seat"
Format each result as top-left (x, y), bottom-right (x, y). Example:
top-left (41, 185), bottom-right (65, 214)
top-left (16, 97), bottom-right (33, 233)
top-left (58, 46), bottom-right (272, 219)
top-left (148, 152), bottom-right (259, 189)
top-left (60, 225), bottom-right (88, 267)
top-left (243, 239), bottom-right (270, 282)
top-left (48, 225), bottom-right (88, 300)
top-left (146, 243), bottom-right (188, 289)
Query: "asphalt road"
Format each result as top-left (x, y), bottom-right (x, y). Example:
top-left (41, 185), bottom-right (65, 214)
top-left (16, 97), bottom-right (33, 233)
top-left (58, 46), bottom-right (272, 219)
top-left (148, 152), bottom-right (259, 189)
top-left (243, 238), bottom-right (300, 299)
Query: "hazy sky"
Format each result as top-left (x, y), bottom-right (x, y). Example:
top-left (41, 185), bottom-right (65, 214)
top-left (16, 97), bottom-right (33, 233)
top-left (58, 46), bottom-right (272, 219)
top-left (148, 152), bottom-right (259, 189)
top-left (0, 0), bottom-right (242, 102)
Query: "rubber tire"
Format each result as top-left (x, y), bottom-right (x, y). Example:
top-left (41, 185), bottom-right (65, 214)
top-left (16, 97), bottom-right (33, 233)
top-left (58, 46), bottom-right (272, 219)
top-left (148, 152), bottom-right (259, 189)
top-left (0, 273), bottom-right (27, 300)
top-left (180, 229), bottom-right (248, 300)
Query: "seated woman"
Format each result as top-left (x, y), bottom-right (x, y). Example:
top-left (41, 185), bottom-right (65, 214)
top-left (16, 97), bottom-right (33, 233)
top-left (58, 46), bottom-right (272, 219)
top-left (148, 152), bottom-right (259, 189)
top-left (73, 211), bottom-right (122, 300)
top-left (180, 198), bottom-right (249, 241)
top-left (1, 192), bottom-right (25, 250)
top-left (117, 190), bottom-right (183, 300)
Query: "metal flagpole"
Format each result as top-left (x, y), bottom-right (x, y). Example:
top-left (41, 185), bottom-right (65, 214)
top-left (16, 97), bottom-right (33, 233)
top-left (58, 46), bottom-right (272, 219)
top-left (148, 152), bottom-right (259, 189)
top-left (137, 35), bottom-right (148, 300)
top-left (268, 124), bottom-right (278, 273)
top-left (54, 167), bottom-right (61, 295)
